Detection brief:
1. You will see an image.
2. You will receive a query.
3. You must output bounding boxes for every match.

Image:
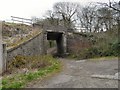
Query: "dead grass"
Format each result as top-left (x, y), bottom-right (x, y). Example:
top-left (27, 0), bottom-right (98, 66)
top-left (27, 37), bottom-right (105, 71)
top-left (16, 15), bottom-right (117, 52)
top-left (6, 55), bottom-right (54, 75)
top-left (2, 55), bottom-right (61, 88)
top-left (6, 30), bottom-right (42, 50)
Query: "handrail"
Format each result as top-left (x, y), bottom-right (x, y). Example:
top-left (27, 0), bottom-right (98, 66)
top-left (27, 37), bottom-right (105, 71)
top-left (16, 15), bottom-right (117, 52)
top-left (11, 16), bottom-right (33, 24)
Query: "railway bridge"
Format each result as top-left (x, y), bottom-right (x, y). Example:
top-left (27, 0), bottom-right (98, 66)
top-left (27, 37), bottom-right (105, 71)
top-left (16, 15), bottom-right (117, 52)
top-left (42, 25), bottom-right (67, 56)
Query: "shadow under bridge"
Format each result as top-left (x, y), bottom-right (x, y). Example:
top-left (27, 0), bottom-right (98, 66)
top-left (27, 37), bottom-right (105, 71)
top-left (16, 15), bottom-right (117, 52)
top-left (45, 30), bottom-right (67, 56)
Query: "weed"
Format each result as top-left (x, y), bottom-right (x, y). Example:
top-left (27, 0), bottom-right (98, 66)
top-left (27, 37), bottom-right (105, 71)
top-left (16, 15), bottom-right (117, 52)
top-left (2, 55), bottom-right (61, 89)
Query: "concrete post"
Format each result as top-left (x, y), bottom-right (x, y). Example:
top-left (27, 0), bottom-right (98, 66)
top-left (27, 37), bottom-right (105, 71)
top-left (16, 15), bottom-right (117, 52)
top-left (42, 32), bottom-right (47, 55)
top-left (0, 22), bottom-right (7, 74)
top-left (0, 21), bottom-right (3, 74)
top-left (63, 33), bottom-right (67, 54)
top-left (0, 43), bottom-right (3, 74)
top-left (2, 44), bottom-right (7, 72)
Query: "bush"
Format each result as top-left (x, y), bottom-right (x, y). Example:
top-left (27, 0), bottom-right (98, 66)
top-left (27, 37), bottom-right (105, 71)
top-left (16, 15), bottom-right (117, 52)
top-left (7, 55), bottom-right (54, 74)
top-left (111, 40), bottom-right (120, 56)
top-left (69, 47), bottom-right (101, 59)
top-left (87, 47), bottom-right (99, 57)
top-left (68, 29), bottom-right (118, 59)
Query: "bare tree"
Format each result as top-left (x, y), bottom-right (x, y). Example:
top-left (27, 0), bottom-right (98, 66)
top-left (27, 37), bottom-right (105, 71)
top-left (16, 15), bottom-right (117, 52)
top-left (44, 10), bottom-right (59, 26)
top-left (77, 4), bottom-right (97, 32)
top-left (97, 1), bottom-right (120, 32)
top-left (53, 2), bottom-right (80, 29)
top-left (31, 16), bottom-right (40, 23)
top-left (98, 1), bottom-right (120, 12)
top-left (97, 7), bottom-right (114, 31)
top-left (77, 1), bottom-right (119, 32)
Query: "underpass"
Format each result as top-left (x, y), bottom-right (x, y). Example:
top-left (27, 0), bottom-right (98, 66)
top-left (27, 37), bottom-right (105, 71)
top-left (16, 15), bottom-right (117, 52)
top-left (43, 26), bottom-right (67, 56)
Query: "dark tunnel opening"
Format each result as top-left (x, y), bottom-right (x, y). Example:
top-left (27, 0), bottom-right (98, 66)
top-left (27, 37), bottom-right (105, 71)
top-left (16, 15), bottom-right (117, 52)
top-left (47, 32), bottom-right (64, 56)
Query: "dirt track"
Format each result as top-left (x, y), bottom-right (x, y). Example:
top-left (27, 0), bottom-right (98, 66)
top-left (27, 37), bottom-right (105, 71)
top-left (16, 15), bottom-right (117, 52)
top-left (27, 58), bottom-right (118, 88)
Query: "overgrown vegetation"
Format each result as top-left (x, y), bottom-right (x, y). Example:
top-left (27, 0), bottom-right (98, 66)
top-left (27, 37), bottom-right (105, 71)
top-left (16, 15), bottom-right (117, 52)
top-left (2, 22), bottom-right (32, 37)
top-left (2, 55), bottom-right (61, 89)
top-left (68, 28), bottom-right (119, 59)
top-left (2, 22), bottom-right (42, 49)
top-left (6, 30), bottom-right (41, 50)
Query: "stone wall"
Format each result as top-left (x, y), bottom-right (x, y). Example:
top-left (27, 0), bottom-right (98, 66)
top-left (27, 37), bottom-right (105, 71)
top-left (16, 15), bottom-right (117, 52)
top-left (6, 32), bottom-right (44, 61)
top-left (67, 32), bottom-right (93, 54)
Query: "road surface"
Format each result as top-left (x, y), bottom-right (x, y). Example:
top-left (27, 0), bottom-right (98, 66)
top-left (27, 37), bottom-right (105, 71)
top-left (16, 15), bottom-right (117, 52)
top-left (27, 58), bottom-right (118, 88)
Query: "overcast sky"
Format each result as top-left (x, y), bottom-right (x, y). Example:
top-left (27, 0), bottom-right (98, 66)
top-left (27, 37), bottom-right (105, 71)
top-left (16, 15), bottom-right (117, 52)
top-left (0, 0), bottom-right (119, 21)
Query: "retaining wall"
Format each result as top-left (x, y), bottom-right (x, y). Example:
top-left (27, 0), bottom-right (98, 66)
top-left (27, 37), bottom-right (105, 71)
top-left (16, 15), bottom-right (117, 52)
top-left (5, 32), bottom-right (44, 61)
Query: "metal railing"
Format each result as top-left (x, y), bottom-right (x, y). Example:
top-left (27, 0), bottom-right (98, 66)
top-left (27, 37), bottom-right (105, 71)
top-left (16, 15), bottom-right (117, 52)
top-left (11, 16), bottom-right (33, 25)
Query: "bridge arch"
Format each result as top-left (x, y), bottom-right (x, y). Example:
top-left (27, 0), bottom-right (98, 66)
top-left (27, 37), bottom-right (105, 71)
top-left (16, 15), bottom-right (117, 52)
top-left (43, 26), bottom-right (67, 56)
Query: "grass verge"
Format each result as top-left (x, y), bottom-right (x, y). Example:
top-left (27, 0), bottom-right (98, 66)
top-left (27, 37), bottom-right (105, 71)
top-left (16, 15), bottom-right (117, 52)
top-left (1, 55), bottom-right (61, 89)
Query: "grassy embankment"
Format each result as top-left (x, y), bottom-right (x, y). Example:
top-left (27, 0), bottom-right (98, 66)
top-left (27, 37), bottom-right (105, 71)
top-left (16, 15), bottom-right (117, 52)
top-left (1, 55), bottom-right (61, 89)
top-left (2, 22), bottom-right (42, 50)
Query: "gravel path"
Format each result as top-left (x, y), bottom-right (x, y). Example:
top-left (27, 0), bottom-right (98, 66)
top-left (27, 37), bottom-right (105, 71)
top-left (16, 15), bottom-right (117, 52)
top-left (27, 58), bottom-right (118, 88)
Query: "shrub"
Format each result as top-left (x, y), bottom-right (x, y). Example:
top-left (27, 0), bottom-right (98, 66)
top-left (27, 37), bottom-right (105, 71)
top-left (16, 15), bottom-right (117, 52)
top-left (7, 55), bottom-right (54, 74)
top-left (111, 40), bottom-right (120, 56)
